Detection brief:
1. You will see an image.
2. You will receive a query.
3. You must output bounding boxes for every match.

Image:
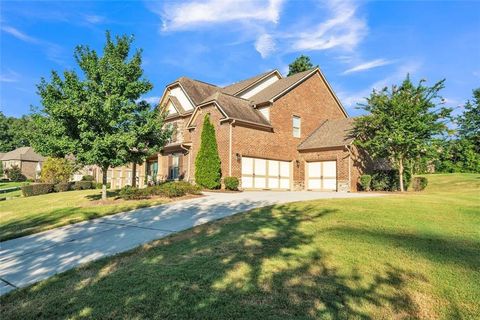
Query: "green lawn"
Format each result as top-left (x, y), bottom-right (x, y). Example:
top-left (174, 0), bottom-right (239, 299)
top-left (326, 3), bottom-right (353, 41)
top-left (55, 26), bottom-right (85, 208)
top-left (0, 189), bottom-right (171, 241)
top-left (1, 174), bottom-right (479, 319)
top-left (0, 181), bottom-right (29, 199)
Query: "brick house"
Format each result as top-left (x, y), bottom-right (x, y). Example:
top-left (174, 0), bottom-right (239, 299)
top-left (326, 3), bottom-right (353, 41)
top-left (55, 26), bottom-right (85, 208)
top-left (1, 147), bottom-right (44, 180)
top-left (100, 68), bottom-right (368, 191)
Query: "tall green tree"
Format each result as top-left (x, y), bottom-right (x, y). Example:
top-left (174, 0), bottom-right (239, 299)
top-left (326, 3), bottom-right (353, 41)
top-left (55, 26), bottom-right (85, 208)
top-left (0, 112), bottom-right (32, 152)
top-left (457, 88), bottom-right (480, 152)
top-left (32, 32), bottom-right (167, 199)
top-left (195, 114), bottom-right (221, 189)
top-left (287, 55), bottom-right (315, 76)
top-left (353, 75), bottom-right (451, 191)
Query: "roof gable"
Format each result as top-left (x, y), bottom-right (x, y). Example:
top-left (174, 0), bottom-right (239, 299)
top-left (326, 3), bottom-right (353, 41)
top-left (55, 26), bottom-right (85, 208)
top-left (1, 147), bottom-right (44, 161)
top-left (222, 70), bottom-right (281, 96)
top-left (297, 118), bottom-right (355, 150)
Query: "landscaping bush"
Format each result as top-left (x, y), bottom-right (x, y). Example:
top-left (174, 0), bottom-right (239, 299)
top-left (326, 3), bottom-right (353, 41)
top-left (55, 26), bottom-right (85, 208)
top-left (5, 165), bottom-right (27, 182)
top-left (82, 175), bottom-right (94, 181)
top-left (118, 186), bottom-right (149, 200)
top-left (54, 182), bottom-right (72, 192)
top-left (224, 177), bottom-right (239, 191)
top-left (359, 175), bottom-right (372, 191)
top-left (73, 181), bottom-right (93, 190)
top-left (371, 170), bottom-right (412, 191)
top-left (156, 182), bottom-right (187, 198)
top-left (412, 177), bottom-right (428, 191)
top-left (22, 183), bottom-right (55, 197)
top-left (41, 157), bottom-right (74, 184)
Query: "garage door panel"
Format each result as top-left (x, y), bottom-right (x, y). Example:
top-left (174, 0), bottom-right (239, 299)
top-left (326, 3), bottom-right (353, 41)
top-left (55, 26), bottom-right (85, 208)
top-left (268, 160), bottom-right (279, 176)
top-left (308, 179), bottom-right (321, 190)
top-left (254, 159), bottom-right (266, 175)
top-left (308, 162), bottom-right (321, 178)
top-left (242, 157), bottom-right (253, 174)
top-left (242, 176), bottom-right (253, 188)
top-left (268, 177), bottom-right (279, 189)
top-left (323, 161), bottom-right (336, 177)
top-left (254, 177), bottom-right (266, 189)
top-left (323, 178), bottom-right (336, 190)
top-left (279, 162), bottom-right (290, 178)
top-left (280, 178), bottom-right (290, 189)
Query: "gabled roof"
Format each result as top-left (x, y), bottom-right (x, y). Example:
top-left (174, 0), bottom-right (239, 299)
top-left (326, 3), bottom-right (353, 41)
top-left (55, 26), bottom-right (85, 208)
top-left (1, 147), bottom-right (44, 162)
top-left (175, 77), bottom-right (220, 106)
top-left (297, 118), bottom-right (355, 151)
top-left (198, 92), bottom-right (271, 127)
top-left (222, 70), bottom-right (281, 96)
top-left (249, 69), bottom-right (316, 104)
top-left (168, 95), bottom-right (185, 114)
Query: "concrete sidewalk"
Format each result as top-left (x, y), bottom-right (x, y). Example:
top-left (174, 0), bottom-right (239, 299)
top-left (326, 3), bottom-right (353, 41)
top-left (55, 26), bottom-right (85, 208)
top-left (0, 191), bottom-right (384, 295)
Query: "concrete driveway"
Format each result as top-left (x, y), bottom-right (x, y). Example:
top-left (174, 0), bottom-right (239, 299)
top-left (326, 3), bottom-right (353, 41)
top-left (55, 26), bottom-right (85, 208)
top-left (0, 191), bottom-right (383, 295)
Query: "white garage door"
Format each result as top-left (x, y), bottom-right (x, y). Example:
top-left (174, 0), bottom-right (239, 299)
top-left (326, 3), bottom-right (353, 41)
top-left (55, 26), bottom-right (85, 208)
top-left (307, 161), bottom-right (337, 191)
top-left (241, 157), bottom-right (290, 189)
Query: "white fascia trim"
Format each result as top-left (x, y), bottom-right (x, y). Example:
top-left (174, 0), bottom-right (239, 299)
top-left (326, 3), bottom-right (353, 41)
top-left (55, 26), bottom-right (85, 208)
top-left (234, 69), bottom-right (282, 96)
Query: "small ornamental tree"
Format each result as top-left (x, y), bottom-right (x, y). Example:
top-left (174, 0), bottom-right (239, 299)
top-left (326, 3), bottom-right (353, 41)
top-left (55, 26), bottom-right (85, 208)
top-left (41, 157), bottom-right (75, 184)
top-left (288, 55), bottom-right (315, 76)
top-left (195, 114), bottom-right (221, 189)
top-left (353, 75), bottom-right (451, 192)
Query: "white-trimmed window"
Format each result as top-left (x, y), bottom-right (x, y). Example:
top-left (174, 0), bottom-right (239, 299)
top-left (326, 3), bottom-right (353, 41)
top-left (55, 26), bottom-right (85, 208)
top-left (293, 116), bottom-right (301, 138)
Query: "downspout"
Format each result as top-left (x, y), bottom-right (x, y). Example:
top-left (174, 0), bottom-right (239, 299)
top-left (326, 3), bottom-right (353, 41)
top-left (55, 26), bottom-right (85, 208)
top-left (229, 120), bottom-right (236, 176)
top-left (346, 145), bottom-right (353, 192)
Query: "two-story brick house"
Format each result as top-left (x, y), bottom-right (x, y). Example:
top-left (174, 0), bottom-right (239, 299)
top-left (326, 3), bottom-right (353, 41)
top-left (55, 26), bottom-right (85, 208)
top-left (102, 67), bottom-right (367, 191)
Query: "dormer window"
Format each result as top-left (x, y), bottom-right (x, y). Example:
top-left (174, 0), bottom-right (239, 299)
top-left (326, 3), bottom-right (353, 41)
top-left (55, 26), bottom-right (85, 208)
top-left (293, 116), bottom-right (301, 138)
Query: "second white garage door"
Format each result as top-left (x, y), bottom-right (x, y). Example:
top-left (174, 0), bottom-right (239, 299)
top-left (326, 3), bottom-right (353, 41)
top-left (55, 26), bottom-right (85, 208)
top-left (307, 161), bottom-right (337, 191)
top-left (241, 157), bottom-right (290, 190)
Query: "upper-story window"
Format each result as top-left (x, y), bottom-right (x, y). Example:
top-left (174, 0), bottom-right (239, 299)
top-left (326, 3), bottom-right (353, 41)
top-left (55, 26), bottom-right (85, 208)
top-left (292, 116), bottom-right (301, 138)
top-left (166, 122), bottom-right (179, 143)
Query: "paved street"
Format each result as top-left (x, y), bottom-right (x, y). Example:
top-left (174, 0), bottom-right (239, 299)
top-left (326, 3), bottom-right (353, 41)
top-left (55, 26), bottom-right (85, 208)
top-left (0, 191), bottom-right (384, 295)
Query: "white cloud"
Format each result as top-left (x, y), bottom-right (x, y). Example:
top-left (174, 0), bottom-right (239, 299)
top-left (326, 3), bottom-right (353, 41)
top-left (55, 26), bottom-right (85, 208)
top-left (84, 14), bottom-right (105, 25)
top-left (1, 24), bottom-right (65, 65)
top-left (290, 0), bottom-right (367, 52)
top-left (0, 69), bottom-right (20, 83)
top-left (1, 25), bottom-right (40, 44)
top-left (158, 0), bottom-right (284, 31)
top-left (342, 59), bottom-right (395, 74)
top-left (255, 34), bottom-right (276, 58)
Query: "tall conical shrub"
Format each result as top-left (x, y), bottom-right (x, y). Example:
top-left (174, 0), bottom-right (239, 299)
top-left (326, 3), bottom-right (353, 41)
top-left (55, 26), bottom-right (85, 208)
top-left (195, 114), bottom-right (221, 189)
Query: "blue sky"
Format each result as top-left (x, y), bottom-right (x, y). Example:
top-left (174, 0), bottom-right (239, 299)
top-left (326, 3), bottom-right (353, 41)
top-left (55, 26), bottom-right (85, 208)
top-left (1, 0), bottom-right (479, 117)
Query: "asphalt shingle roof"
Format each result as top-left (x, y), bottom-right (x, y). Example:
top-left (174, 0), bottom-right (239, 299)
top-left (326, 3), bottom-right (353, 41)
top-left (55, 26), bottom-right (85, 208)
top-left (297, 118), bottom-right (355, 150)
top-left (1, 147), bottom-right (44, 162)
top-left (221, 70), bottom-right (277, 95)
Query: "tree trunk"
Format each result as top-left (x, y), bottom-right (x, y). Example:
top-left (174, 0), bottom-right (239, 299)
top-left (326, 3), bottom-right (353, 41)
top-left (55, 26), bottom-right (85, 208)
top-left (102, 167), bottom-right (108, 200)
top-left (398, 158), bottom-right (405, 192)
top-left (132, 162), bottom-right (137, 187)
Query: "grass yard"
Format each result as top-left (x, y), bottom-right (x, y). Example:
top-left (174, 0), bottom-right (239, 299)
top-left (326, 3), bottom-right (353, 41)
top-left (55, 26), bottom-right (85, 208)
top-left (0, 181), bottom-right (29, 199)
top-left (0, 189), bottom-right (172, 241)
top-left (1, 174), bottom-right (479, 319)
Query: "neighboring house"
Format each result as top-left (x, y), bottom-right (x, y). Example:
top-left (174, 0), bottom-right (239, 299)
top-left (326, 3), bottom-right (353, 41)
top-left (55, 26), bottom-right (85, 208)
top-left (99, 68), bottom-right (368, 191)
top-left (1, 147), bottom-right (44, 180)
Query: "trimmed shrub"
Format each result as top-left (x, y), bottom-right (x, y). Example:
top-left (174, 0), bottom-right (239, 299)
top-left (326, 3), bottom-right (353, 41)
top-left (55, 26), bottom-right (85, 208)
top-left (41, 157), bottom-right (74, 184)
top-left (5, 165), bottom-right (27, 182)
top-left (359, 175), bottom-right (372, 191)
top-left (73, 181), bottom-right (93, 190)
top-left (22, 183), bottom-right (55, 197)
top-left (224, 177), bottom-right (239, 191)
top-left (118, 186), bottom-right (149, 200)
top-left (54, 182), bottom-right (72, 192)
top-left (371, 170), bottom-right (412, 191)
top-left (412, 177), bottom-right (428, 191)
top-left (195, 114), bottom-right (221, 189)
top-left (156, 182), bottom-right (187, 198)
top-left (82, 175), bottom-right (94, 181)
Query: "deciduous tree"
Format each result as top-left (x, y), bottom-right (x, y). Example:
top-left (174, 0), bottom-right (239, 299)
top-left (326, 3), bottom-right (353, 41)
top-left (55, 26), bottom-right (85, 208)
top-left (353, 75), bottom-right (451, 191)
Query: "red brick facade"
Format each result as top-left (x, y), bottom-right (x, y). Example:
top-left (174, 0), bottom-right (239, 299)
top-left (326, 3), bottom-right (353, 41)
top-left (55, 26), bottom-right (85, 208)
top-left (104, 70), bottom-right (366, 192)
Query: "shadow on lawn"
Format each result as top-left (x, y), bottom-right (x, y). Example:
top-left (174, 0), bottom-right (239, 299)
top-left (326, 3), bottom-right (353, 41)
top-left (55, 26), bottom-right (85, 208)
top-left (2, 204), bottom-right (425, 319)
